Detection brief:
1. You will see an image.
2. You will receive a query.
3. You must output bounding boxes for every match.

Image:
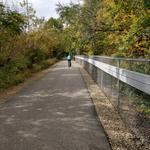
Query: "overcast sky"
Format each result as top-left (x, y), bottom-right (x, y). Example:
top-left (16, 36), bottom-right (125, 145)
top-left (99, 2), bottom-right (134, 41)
top-left (28, 0), bottom-right (81, 19)
top-left (3, 0), bottom-right (81, 19)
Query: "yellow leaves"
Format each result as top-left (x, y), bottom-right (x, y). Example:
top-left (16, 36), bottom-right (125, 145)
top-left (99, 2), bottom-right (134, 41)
top-left (113, 11), bottom-right (136, 32)
top-left (103, 0), bottom-right (114, 5)
top-left (96, 0), bottom-right (114, 21)
top-left (107, 33), bottom-right (119, 44)
top-left (97, 9), bottom-right (108, 20)
top-left (75, 31), bottom-right (81, 38)
top-left (135, 38), bottom-right (147, 51)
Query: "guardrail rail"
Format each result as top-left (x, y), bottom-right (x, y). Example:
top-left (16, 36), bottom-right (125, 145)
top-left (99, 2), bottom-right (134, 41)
top-left (75, 55), bottom-right (150, 140)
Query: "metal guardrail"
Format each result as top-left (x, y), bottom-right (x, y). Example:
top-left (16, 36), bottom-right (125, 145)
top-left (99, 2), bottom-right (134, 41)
top-left (75, 55), bottom-right (150, 140)
top-left (90, 55), bottom-right (150, 62)
top-left (75, 56), bottom-right (150, 95)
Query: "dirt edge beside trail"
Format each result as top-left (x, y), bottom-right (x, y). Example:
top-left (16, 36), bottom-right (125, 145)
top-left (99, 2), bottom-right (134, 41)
top-left (80, 67), bottom-right (149, 150)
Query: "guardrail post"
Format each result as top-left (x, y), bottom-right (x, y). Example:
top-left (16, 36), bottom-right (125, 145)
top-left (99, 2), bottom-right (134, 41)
top-left (117, 59), bottom-right (121, 111)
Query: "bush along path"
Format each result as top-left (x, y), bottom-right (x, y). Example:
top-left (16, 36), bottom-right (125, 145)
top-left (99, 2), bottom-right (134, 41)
top-left (0, 59), bottom-right (58, 105)
top-left (0, 58), bottom-right (57, 90)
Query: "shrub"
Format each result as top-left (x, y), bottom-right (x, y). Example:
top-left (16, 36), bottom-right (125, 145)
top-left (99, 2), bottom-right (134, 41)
top-left (40, 58), bottom-right (57, 69)
top-left (32, 64), bottom-right (42, 73)
top-left (10, 73), bottom-right (26, 85)
top-left (27, 48), bottom-right (46, 65)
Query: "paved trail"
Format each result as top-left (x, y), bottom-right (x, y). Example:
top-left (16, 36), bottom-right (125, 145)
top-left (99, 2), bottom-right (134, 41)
top-left (0, 61), bottom-right (111, 150)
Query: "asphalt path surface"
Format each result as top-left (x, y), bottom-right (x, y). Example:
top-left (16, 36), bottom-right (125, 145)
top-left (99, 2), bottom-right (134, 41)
top-left (0, 61), bottom-right (111, 150)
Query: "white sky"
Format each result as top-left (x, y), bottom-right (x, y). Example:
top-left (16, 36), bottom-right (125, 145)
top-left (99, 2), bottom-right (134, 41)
top-left (30, 0), bottom-right (81, 19)
top-left (7, 0), bottom-right (81, 19)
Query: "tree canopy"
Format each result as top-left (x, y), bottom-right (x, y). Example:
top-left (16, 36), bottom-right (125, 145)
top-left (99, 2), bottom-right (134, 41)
top-left (57, 0), bottom-right (150, 58)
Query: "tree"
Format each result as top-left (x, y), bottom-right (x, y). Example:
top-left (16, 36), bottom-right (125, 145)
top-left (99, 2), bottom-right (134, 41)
top-left (0, 2), bottom-right (26, 66)
top-left (56, 0), bottom-right (150, 57)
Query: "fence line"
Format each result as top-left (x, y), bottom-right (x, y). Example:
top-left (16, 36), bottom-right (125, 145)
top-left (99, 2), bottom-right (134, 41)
top-left (75, 56), bottom-right (150, 95)
top-left (75, 55), bottom-right (150, 140)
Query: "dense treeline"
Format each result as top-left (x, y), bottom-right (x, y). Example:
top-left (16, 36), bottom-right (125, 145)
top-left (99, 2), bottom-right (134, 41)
top-left (57, 0), bottom-right (150, 57)
top-left (0, 0), bottom-right (150, 89)
top-left (0, 2), bottom-right (65, 89)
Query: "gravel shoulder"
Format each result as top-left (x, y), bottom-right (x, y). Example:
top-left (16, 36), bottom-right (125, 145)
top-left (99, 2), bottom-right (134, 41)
top-left (80, 67), bottom-right (150, 150)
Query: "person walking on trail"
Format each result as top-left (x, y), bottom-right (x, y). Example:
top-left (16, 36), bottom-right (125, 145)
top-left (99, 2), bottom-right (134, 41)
top-left (67, 54), bottom-right (72, 67)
